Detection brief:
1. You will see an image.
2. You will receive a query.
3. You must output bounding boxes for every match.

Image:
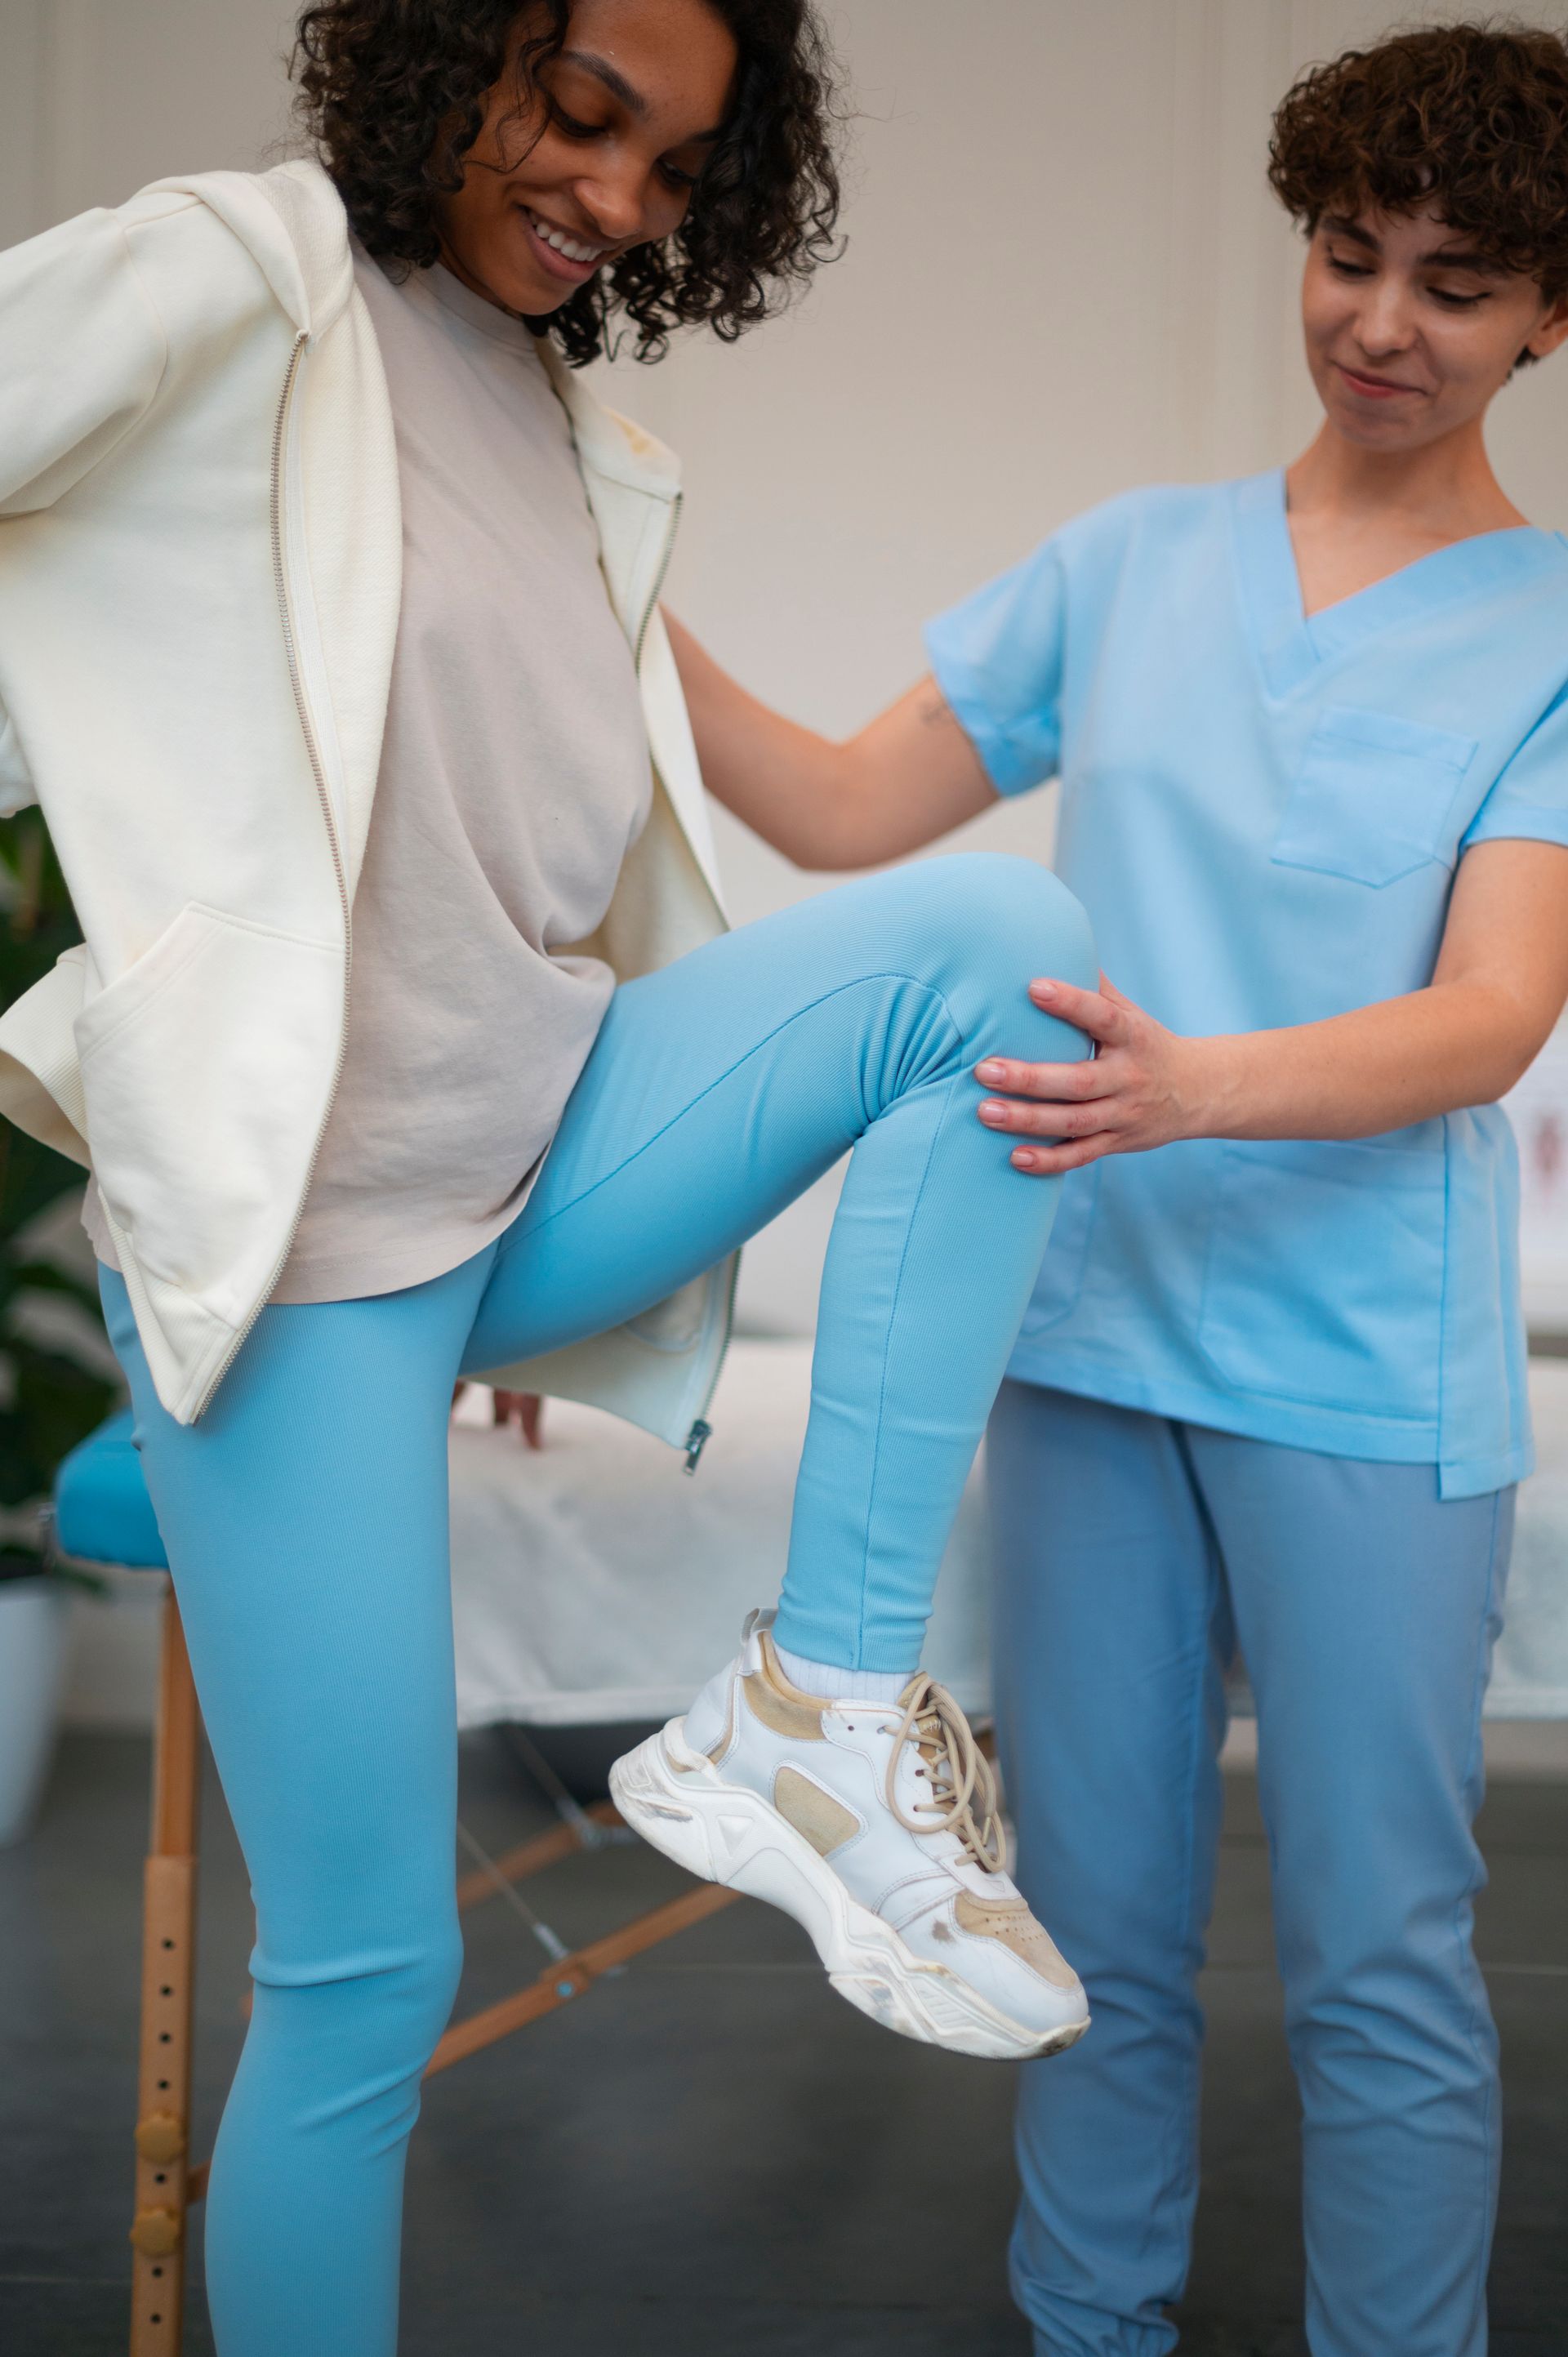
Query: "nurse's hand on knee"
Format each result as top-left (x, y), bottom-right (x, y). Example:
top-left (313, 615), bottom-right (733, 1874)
top-left (974, 974), bottom-right (1210, 1174)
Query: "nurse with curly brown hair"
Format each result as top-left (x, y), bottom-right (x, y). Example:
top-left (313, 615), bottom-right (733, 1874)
top-left (670, 24), bottom-right (1568, 2354)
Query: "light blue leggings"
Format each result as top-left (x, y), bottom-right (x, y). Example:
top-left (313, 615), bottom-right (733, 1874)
top-left (987, 1381), bottom-right (1514, 2357)
top-left (100, 856), bottom-right (1094, 2356)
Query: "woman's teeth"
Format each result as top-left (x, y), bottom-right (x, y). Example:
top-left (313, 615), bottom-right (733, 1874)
top-left (527, 211), bottom-right (606, 265)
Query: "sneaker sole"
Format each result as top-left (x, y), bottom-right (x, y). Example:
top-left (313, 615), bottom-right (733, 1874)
top-left (609, 1719), bottom-right (1090, 2063)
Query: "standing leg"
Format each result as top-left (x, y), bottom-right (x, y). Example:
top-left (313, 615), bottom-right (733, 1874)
top-left (464, 854), bottom-right (1096, 1673)
top-left (100, 1254), bottom-right (492, 2357)
top-left (1192, 1432), bottom-right (1513, 2357)
top-left (988, 1383), bottom-right (1233, 2357)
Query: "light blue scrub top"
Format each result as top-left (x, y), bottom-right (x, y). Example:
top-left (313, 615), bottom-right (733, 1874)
top-left (925, 470), bottom-right (1568, 1497)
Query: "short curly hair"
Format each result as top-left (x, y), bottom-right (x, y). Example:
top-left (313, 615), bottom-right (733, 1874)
top-left (292, 1), bottom-right (843, 366)
top-left (1268, 19), bottom-right (1568, 325)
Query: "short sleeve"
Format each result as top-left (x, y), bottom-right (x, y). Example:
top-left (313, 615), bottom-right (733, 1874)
top-left (1461, 684), bottom-right (1568, 854)
top-left (922, 537), bottom-right (1067, 798)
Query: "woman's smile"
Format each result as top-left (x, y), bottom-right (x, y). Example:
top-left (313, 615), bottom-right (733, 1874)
top-left (1333, 359), bottom-right (1423, 400)
top-left (519, 203), bottom-right (615, 283)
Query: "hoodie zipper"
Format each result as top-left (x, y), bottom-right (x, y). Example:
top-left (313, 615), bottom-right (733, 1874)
top-left (681, 1248), bottom-right (741, 1471)
top-left (191, 329), bottom-right (353, 1417)
top-left (629, 488), bottom-right (728, 1473)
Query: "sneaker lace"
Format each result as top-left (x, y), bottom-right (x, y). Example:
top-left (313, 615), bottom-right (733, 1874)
top-left (883, 1675), bottom-right (1004, 1875)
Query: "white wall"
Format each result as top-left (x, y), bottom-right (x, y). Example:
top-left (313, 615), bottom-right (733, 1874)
top-left (3, 0), bottom-right (1566, 1332)
top-left (0, 0), bottom-right (297, 241)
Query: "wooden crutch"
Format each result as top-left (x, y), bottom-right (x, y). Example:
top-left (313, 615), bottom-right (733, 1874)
top-left (127, 1588), bottom-right (201, 2357)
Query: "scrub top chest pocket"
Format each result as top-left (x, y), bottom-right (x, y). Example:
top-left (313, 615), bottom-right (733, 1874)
top-left (1273, 707), bottom-right (1478, 889)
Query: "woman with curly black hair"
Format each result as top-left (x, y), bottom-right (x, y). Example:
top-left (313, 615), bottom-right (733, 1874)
top-left (294, 0), bottom-right (842, 361)
top-left (0, 5), bottom-right (1102, 2348)
top-left (657, 20), bottom-right (1568, 2353)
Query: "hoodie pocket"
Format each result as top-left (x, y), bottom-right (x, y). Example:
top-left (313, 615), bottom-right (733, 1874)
top-left (76, 902), bottom-right (341, 1315)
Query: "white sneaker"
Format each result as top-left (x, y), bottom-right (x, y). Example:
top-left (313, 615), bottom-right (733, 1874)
top-left (609, 1612), bottom-right (1089, 2061)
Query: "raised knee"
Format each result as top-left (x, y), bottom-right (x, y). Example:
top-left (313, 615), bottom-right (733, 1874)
top-left (929, 853), bottom-right (1097, 987)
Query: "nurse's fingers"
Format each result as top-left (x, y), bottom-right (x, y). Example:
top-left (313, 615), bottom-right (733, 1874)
top-left (978, 1094), bottom-right (1109, 1138)
top-left (1009, 1133), bottom-right (1116, 1176)
top-left (974, 1056), bottom-right (1106, 1101)
top-left (1027, 976), bottom-right (1130, 1044)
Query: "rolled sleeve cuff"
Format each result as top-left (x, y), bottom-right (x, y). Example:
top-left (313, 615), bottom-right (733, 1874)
top-left (921, 619), bottom-right (1058, 800)
top-left (1459, 800), bottom-right (1568, 855)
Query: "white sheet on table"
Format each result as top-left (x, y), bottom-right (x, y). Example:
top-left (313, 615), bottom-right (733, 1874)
top-left (450, 1342), bottom-right (1568, 1729)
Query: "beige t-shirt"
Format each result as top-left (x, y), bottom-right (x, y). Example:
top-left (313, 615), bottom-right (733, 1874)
top-left (88, 250), bottom-right (652, 1302)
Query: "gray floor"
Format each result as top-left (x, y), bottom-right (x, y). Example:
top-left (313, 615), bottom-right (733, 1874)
top-left (2, 1734), bottom-right (1564, 2357)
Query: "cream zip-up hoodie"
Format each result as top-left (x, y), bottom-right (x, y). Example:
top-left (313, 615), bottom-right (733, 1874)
top-left (0, 159), bottom-right (735, 1438)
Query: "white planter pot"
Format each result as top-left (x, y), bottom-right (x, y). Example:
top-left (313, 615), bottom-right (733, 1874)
top-left (0, 1575), bottom-right (71, 1846)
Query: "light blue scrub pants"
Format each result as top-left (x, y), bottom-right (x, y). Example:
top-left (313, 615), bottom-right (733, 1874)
top-left (99, 856), bottom-right (1094, 2357)
top-left (987, 1380), bottom-right (1514, 2357)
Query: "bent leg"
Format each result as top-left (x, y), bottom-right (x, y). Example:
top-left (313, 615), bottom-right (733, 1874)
top-left (1194, 1432), bottom-right (1512, 2357)
top-left (101, 1259), bottom-right (490, 2357)
top-left (464, 855), bottom-right (1096, 1671)
top-left (988, 1383), bottom-right (1232, 2357)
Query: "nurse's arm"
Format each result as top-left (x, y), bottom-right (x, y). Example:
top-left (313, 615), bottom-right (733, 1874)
top-left (973, 840), bottom-right (1568, 1174)
top-left (663, 613), bottom-right (996, 869)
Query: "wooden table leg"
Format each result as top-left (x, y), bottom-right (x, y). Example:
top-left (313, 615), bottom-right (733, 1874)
top-left (426, 1881), bottom-right (739, 2074)
top-left (129, 1588), bottom-right (200, 2357)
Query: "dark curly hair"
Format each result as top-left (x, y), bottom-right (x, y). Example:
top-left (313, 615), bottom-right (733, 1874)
top-left (292, 0), bottom-right (842, 365)
top-left (1268, 19), bottom-right (1568, 363)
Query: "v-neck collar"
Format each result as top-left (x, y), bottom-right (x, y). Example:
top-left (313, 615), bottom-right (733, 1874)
top-left (1232, 467), bottom-right (1567, 699)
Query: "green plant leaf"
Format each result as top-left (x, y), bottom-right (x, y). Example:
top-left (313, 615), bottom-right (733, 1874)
top-left (0, 814), bottom-right (117, 1508)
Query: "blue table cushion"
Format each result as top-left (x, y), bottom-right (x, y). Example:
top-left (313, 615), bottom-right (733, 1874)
top-left (54, 1409), bottom-right (168, 1571)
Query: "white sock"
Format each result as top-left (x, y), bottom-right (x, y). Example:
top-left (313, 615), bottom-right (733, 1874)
top-left (772, 1641), bottom-right (913, 1704)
